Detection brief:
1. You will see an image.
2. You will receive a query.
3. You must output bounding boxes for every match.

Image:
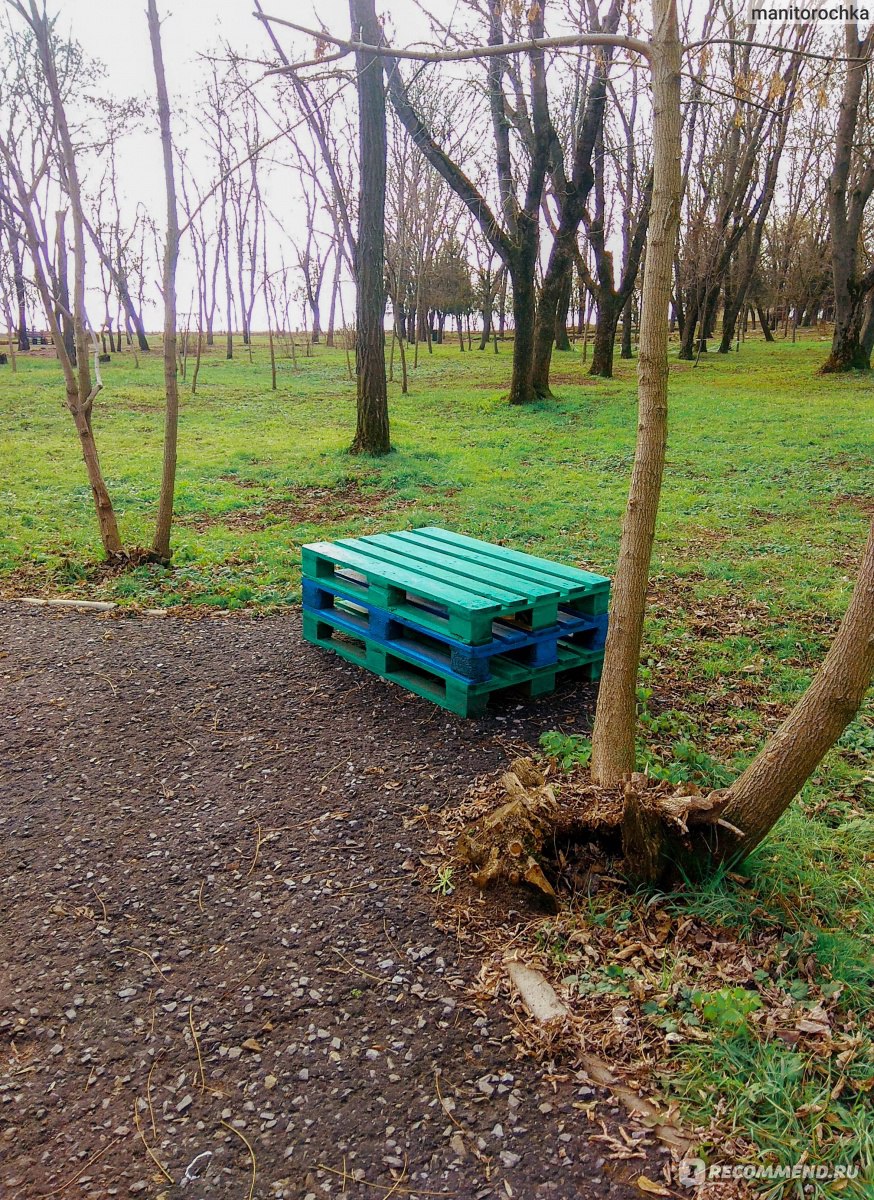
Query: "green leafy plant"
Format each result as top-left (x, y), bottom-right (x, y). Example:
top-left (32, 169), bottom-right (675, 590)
top-left (691, 986), bottom-right (763, 1032)
top-left (539, 730), bottom-right (591, 770)
top-left (431, 865), bottom-right (455, 896)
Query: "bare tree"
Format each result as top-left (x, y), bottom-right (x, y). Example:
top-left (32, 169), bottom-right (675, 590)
top-left (531, 0), bottom-right (623, 395)
top-left (1, 1), bottom-right (123, 557)
top-left (590, 0), bottom-right (682, 785)
top-left (675, 23), bottom-right (810, 360)
top-left (384, 1), bottom-right (553, 404)
top-left (83, 96), bottom-right (151, 352)
top-left (577, 133), bottom-right (652, 379)
top-left (822, 23), bottom-right (874, 372)
top-left (147, 0), bottom-right (180, 563)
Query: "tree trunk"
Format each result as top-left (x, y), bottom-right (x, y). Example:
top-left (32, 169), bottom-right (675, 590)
top-left (55, 210), bottom-right (76, 366)
top-left (71, 397), bottom-right (123, 555)
top-left (719, 284), bottom-right (747, 353)
top-left (554, 266), bottom-right (572, 351)
top-left (14, 6), bottom-right (124, 558)
top-left (148, 0), bottom-right (180, 564)
top-left (620, 295), bottom-right (633, 358)
top-left (8, 229), bottom-right (29, 350)
top-left (224, 225), bottom-right (234, 360)
top-left (716, 521), bottom-right (874, 859)
top-left (508, 254), bottom-right (537, 405)
top-left (822, 24), bottom-right (874, 373)
top-left (755, 301), bottom-right (774, 342)
top-left (326, 247), bottom-right (341, 348)
top-left (861, 293), bottom-right (874, 360)
top-left (822, 289), bottom-right (871, 371)
top-left (479, 305), bottom-right (491, 350)
top-left (532, 244), bottom-right (572, 397)
top-left (591, 0), bottom-right (682, 786)
top-left (589, 296), bottom-right (622, 378)
top-left (117, 271), bottom-right (150, 352)
top-left (676, 293), bottom-right (699, 359)
top-left (349, 0), bottom-right (390, 455)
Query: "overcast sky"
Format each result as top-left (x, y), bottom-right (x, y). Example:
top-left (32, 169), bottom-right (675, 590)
top-left (23, 0), bottom-right (818, 332)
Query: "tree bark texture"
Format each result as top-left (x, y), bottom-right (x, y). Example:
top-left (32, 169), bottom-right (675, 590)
top-left (349, 0), bottom-right (390, 454)
top-left (823, 25), bottom-right (874, 373)
top-left (717, 520), bottom-right (874, 859)
top-left (591, 0), bottom-right (682, 786)
top-left (147, 0), bottom-right (181, 562)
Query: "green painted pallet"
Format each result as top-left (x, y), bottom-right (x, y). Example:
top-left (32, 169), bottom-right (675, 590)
top-left (302, 527), bottom-right (610, 646)
top-left (303, 610), bottom-right (603, 718)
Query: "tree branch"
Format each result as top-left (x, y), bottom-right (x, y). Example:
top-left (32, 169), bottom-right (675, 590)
top-left (254, 12), bottom-right (653, 68)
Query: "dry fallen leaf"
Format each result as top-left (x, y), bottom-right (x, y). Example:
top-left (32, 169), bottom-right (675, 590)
top-left (635, 1174), bottom-right (671, 1196)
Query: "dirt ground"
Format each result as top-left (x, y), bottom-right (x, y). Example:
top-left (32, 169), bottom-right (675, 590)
top-left (0, 603), bottom-right (667, 1199)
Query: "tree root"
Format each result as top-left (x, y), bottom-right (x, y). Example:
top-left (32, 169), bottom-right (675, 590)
top-left (456, 759), bottom-right (562, 899)
top-left (455, 758), bottom-right (738, 896)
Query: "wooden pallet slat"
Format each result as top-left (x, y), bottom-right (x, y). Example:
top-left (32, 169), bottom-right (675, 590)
top-left (303, 577), bottom-right (606, 683)
top-left (414, 527), bottom-right (610, 594)
top-left (360, 531), bottom-right (560, 602)
top-left (338, 535), bottom-right (538, 606)
top-left (303, 610), bottom-right (603, 718)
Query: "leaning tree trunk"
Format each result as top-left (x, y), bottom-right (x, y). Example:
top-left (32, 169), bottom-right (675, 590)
top-left (719, 283), bottom-right (748, 353)
top-left (532, 241), bottom-right (574, 397)
top-left (148, 0), bottom-right (180, 563)
top-left (591, 0), bottom-right (682, 786)
top-left (677, 290), bottom-right (704, 359)
top-left (624, 520), bottom-right (874, 881)
top-left (755, 301), bottom-right (774, 342)
top-left (716, 520), bottom-right (874, 859)
top-left (349, 0), bottom-right (390, 454)
top-left (117, 271), bottom-right (150, 353)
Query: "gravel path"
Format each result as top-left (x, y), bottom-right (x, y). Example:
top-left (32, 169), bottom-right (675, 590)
top-left (0, 603), bottom-right (661, 1199)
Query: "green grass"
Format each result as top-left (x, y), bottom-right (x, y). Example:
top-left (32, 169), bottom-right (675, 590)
top-left (2, 332), bottom-right (872, 1190)
top-left (3, 334), bottom-right (871, 614)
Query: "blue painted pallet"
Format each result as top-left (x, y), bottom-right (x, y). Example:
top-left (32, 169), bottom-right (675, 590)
top-left (303, 576), bottom-right (607, 683)
top-left (302, 610), bottom-right (603, 717)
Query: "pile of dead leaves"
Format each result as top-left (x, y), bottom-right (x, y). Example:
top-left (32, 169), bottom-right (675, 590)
top-left (427, 756), bottom-right (872, 1194)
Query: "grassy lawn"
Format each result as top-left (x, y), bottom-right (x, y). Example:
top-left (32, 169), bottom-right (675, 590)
top-left (2, 334), bottom-right (872, 1190)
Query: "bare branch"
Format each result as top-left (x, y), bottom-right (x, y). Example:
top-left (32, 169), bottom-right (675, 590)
top-left (254, 12), bottom-right (653, 68)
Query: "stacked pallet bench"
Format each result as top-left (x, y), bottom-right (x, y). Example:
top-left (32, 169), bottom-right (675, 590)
top-left (301, 527), bottom-right (610, 718)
